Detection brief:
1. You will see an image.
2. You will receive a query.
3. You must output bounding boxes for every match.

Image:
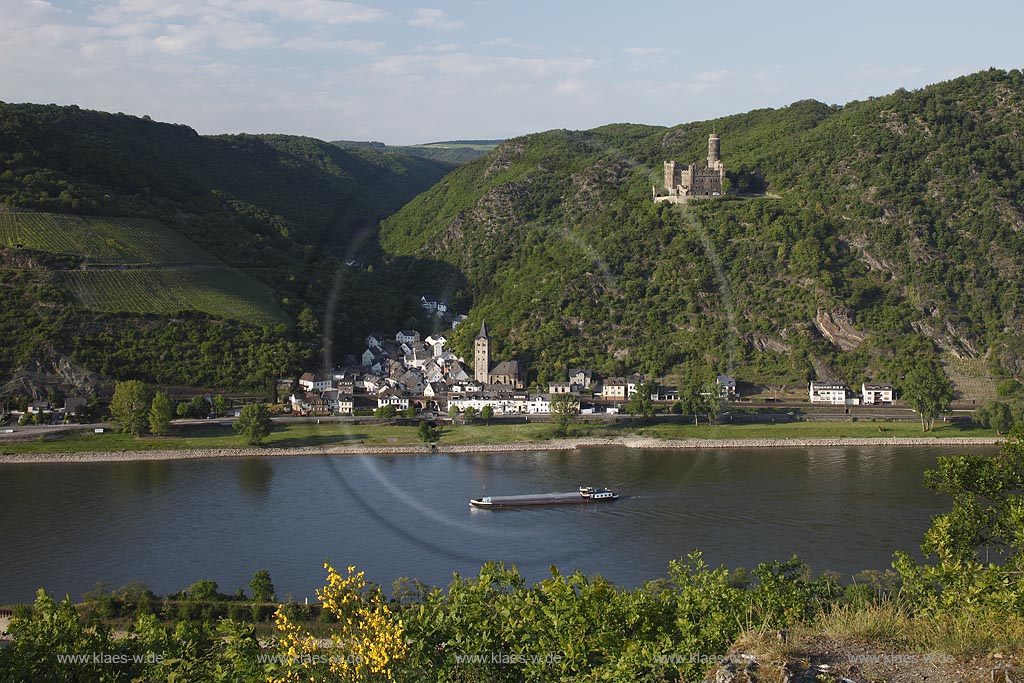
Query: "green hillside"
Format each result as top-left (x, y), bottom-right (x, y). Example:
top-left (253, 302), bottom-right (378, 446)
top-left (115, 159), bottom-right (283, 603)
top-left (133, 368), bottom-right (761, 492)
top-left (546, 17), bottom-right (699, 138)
top-left (0, 211), bottom-right (286, 325)
top-left (380, 69), bottom-right (1024, 393)
top-left (0, 104), bottom-right (456, 395)
top-left (0, 212), bottom-right (218, 265)
top-left (61, 270), bottom-right (287, 326)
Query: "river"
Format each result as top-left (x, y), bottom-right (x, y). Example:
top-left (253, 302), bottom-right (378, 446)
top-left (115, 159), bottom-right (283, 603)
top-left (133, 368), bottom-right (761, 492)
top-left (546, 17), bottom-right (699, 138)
top-left (0, 444), bottom-right (996, 604)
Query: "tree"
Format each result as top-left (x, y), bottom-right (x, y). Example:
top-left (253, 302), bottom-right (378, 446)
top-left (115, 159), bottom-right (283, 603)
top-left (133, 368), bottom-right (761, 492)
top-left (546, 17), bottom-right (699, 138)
top-left (894, 431), bottom-right (1024, 610)
top-left (550, 393), bottom-right (580, 437)
top-left (463, 406), bottom-right (478, 423)
top-left (233, 403), bottom-right (273, 446)
top-left (480, 405), bottom-right (494, 425)
top-left (188, 395), bottom-right (210, 419)
top-left (110, 380), bottom-right (152, 436)
top-left (403, 405), bottom-right (418, 418)
top-left (626, 382), bottom-right (654, 423)
top-left (148, 391), bottom-right (172, 436)
top-left (681, 374), bottom-right (718, 426)
top-left (374, 404), bottom-right (397, 419)
top-left (186, 579), bottom-right (221, 601)
top-left (211, 394), bottom-right (227, 418)
top-left (249, 569), bottom-right (276, 602)
top-left (903, 365), bottom-right (955, 431)
top-left (448, 405), bottom-right (460, 422)
top-left (987, 401), bottom-right (1014, 435)
top-left (417, 420), bottom-right (438, 444)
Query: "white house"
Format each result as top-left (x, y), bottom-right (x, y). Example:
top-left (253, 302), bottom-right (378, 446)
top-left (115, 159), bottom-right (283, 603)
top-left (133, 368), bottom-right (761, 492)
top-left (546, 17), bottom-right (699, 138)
top-left (601, 377), bottom-right (628, 400)
top-left (549, 382), bottom-right (574, 394)
top-left (396, 330), bottom-right (421, 344)
top-left (448, 391), bottom-right (530, 415)
top-left (526, 393), bottom-right (569, 414)
top-left (423, 381), bottom-right (447, 399)
top-left (716, 375), bottom-right (737, 400)
top-left (809, 381), bottom-right (849, 405)
top-left (377, 388), bottom-right (409, 410)
top-left (862, 382), bottom-right (895, 405)
top-left (298, 373), bottom-right (333, 392)
top-left (420, 295), bottom-right (438, 312)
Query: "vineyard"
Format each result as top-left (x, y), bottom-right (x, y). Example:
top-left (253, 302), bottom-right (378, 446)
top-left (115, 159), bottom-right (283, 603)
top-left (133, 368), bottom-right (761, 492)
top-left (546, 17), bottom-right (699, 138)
top-left (62, 269), bottom-right (289, 326)
top-left (0, 212), bottom-right (218, 265)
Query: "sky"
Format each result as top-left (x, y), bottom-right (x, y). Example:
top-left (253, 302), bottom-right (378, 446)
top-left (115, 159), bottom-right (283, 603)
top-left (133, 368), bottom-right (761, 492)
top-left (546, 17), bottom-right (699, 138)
top-left (2, 0), bottom-right (1022, 145)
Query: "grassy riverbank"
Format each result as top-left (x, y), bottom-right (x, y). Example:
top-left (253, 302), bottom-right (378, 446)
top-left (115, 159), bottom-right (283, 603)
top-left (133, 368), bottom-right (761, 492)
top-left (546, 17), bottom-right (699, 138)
top-left (0, 419), bottom-right (999, 456)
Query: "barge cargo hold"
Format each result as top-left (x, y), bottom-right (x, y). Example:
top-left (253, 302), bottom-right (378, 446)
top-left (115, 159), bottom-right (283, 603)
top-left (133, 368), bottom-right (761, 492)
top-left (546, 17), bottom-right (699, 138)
top-left (470, 486), bottom-right (619, 508)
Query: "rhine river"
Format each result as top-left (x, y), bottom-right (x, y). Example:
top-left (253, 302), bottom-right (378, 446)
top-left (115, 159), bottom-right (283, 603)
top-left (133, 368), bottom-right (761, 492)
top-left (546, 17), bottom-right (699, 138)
top-left (0, 444), bottom-right (997, 604)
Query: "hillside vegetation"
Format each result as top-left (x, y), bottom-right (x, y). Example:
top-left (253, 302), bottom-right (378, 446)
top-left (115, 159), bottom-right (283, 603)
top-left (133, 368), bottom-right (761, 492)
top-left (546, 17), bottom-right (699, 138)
top-left (380, 69), bottom-right (1024, 392)
top-left (0, 103), bottom-right (455, 394)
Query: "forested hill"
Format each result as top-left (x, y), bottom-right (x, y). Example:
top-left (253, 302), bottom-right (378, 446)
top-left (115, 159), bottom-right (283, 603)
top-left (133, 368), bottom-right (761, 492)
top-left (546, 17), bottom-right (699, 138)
top-left (380, 68), bottom-right (1024, 392)
top-left (0, 104), bottom-right (456, 395)
top-left (0, 103), bottom-right (455, 251)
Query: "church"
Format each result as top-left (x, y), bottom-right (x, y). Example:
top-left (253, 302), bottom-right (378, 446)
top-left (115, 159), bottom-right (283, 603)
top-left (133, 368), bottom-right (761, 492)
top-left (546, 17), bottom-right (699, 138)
top-left (474, 321), bottom-right (526, 389)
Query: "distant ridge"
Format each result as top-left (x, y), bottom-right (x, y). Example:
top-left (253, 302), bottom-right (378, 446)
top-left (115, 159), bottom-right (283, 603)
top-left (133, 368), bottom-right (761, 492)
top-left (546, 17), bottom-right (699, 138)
top-left (331, 138), bottom-right (503, 165)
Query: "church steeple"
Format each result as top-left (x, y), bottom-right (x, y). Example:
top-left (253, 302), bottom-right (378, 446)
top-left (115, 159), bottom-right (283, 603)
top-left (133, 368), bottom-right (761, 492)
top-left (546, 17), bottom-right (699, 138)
top-left (474, 320), bottom-right (491, 383)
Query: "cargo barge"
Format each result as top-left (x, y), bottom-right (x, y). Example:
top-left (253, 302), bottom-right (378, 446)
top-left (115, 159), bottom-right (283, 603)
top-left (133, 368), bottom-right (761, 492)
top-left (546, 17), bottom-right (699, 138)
top-left (469, 486), bottom-right (619, 508)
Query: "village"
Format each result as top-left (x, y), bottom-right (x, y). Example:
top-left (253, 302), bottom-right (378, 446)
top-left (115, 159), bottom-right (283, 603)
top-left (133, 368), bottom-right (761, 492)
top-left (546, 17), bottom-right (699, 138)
top-left (284, 295), bottom-right (897, 420)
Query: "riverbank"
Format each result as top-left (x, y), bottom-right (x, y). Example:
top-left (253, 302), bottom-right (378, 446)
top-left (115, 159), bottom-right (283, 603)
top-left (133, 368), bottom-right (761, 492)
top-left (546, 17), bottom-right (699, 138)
top-left (0, 434), bottom-right (1004, 464)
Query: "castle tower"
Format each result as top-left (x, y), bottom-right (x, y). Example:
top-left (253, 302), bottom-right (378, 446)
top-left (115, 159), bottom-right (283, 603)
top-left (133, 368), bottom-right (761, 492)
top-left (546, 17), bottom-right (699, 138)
top-left (663, 160), bottom-right (677, 193)
top-left (474, 321), bottom-right (490, 384)
top-left (707, 133), bottom-right (721, 170)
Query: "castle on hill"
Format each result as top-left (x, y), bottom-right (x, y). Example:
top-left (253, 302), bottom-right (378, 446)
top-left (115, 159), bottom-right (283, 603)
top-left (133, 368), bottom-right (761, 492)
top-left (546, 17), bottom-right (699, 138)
top-left (654, 132), bottom-right (725, 203)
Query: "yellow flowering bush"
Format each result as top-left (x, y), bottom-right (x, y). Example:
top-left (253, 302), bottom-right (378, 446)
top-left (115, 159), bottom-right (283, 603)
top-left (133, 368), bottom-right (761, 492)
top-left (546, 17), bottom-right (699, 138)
top-left (270, 563), bottom-right (407, 682)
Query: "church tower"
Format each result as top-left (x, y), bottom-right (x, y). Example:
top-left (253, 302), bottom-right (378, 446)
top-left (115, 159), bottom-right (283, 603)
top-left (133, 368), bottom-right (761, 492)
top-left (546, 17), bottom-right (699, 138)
top-left (474, 321), bottom-right (491, 384)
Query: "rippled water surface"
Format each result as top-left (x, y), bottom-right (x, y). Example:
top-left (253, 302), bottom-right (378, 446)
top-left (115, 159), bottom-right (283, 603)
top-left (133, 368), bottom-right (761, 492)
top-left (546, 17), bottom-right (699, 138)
top-left (0, 444), bottom-right (997, 603)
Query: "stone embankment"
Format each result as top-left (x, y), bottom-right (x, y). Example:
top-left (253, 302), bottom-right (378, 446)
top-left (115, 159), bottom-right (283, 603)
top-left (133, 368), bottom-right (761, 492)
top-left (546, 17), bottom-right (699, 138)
top-left (0, 436), bottom-right (1003, 465)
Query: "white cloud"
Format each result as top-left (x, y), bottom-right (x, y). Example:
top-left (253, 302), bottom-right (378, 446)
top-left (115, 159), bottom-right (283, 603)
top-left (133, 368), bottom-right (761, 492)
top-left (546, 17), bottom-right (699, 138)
top-left (150, 17), bottom-right (277, 54)
top-left (92, 0), bottom-right (385, 24)
top-left (243, 0), bottom-right (386, 24)
top-left (554, 79), bottom-right (582, 96)
top-left (282, 36), bottom-right (384, 53)
top-left (623, 47), bottom-right (665, 57)
top-left (408, 8), bottom-right (464, 30)
top-left (478, 37), bottom-right (539, 51)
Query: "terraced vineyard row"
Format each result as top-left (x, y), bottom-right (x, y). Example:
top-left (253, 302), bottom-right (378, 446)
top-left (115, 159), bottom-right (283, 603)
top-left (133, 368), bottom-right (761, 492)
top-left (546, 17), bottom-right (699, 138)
top-left (62, 269), bottom-right (289, 326)
top-left (0, 212), bottom-right (219, 265)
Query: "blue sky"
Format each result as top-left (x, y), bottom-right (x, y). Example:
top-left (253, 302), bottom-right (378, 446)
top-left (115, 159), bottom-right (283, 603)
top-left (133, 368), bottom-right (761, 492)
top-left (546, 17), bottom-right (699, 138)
top-left (2, 0), bottom-right (1021, 144)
